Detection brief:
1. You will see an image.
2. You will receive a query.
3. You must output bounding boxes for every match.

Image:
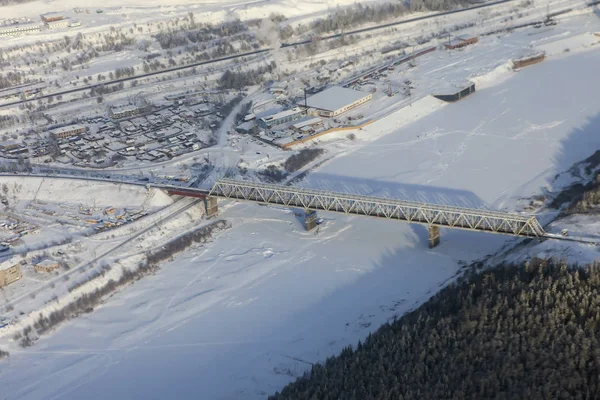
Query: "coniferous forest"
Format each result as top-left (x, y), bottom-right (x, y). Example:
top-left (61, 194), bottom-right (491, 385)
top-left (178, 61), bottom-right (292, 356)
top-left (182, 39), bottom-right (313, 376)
top-left (270, 259), bottom-right (600, 400)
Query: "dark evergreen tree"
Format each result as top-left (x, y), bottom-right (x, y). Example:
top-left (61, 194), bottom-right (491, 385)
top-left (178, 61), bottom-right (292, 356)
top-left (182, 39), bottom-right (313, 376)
top-left (270, 259), bottom-right (600, 399)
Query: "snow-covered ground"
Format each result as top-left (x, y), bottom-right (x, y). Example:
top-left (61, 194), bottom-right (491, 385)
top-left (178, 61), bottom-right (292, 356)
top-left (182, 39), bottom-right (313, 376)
top-left (0, 0), bottom-right (381, 22)
top-left (0, 176), bottom-right (171, 208)
top-left (0, 19), bottom-right (599, 400)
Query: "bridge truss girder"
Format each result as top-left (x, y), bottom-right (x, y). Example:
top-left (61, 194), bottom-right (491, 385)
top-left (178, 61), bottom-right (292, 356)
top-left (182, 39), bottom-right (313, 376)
top-left (209, 179), bottom-right (546, 238)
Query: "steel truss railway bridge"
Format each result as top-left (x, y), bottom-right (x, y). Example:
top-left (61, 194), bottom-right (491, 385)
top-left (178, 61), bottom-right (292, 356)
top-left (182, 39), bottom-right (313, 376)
top-left (2, 173), bottom-right (582, 247)
top-left (165, 179), bottom-right (548, 248)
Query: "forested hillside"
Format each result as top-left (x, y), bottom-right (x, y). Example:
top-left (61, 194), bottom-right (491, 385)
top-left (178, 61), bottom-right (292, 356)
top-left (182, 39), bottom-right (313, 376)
top-left (270, 259), bottom-right (600, 400)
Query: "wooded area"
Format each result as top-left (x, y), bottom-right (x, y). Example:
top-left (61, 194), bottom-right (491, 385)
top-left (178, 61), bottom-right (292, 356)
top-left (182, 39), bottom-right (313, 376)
top-left (271, 259), bottom-right (600, 399)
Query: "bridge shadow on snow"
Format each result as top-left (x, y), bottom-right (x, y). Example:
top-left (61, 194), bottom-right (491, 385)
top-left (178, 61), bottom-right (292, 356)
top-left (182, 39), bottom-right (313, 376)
top-left (284, 172), bottom-right (489, 237)
top-left (292, 172), bottom-right (487, 209)
top-left (218, 170), bottom-right (490, 237)
top-left (203, 167), bottom-right (487, 210)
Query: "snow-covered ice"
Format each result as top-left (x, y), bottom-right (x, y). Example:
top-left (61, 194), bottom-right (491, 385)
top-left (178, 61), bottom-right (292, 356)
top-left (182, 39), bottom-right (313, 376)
top-left (0, 202), bottom-right (503, 400)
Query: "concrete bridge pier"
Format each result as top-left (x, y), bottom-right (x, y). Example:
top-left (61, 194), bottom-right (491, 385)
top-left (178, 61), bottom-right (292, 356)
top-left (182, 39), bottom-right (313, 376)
top-left (205, 196), bottom-right (218, 217)
top-left (428, 225), bottom-right (440, 248)
top-left (304, 209), bottom-right (317, 231)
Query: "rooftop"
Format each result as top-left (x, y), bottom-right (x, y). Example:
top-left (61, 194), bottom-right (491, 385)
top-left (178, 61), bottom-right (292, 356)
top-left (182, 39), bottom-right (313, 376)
top-left (0, 140), bottom-right (21, 147)
top-left (0, 263), bottom-right (17, 272)
top-left (0, 22), bottom-right (42, 30)
top-left (446, 36), bottom-right (477, 46)
top-left (36, 259), bottom-right (58, 267)
top-left (49, 124), bottom-right (85, 134)
top-left (512, 51), bottom-right (546, 61)
top-left (292, 117), bottom-right (322, 129)
top-left (270, 82), bottom-right (288, 90)
top-left (303, 86), bottom-right (371, 112)
top-left (433, 80), bottom-right (474, 95)
top-left (260, 107), bottom-right (304, 122)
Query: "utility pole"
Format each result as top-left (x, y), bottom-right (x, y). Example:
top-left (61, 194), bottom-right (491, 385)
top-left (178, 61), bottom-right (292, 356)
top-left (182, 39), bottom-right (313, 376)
top-left (303, 87), bottom-right (308, 114)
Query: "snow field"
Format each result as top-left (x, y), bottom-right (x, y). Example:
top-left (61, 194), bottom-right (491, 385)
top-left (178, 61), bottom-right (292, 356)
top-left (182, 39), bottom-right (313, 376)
top-left (0, 176), bottom-right (173, 209)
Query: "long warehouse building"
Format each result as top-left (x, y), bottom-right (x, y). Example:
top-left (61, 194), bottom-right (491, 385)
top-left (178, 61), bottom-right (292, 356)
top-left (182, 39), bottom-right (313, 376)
top-left (301, 86), bottom-right (372, 118)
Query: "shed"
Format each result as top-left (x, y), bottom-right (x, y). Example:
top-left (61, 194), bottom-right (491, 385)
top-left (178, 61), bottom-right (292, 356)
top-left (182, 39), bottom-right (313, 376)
top-left (444, 36), bottom-right (478, 50)
top-left (35, 259), bottom-right (60, 273)
top-left (433, 82), bottom-right (476, 102)
top-left (291, 117), bottom-right (323, 132)
top-left (511, 52), bottom-right (545, 70)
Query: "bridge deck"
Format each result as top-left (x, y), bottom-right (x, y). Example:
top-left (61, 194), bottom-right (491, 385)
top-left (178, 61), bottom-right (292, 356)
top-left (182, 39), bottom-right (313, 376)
top-left (209, 179), bottom-right (546, 238)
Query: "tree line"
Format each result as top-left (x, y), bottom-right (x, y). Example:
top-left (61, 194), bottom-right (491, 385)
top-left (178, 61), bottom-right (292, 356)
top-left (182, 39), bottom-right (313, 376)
top-left (271, 258), bottom-right (600, 399)
top-left (280, 0), bottom-right (471, 40)
top-left (218, 62), bottom-right (277, 90)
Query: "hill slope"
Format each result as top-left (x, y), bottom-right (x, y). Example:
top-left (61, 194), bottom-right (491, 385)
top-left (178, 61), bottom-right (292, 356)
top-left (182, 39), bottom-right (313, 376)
top-left (270, 259), bottom-right (600, 400)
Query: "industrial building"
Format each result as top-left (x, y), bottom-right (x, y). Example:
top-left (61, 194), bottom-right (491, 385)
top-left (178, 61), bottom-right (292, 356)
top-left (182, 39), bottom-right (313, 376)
top-left (0, 141), bottom-right (22, 151)
top-left (511, 52), bottom-right (545, 70)
top-left (110, 104), bottom-right (141, 119)
top-left (0, 23), bottom-right (42, 37)
top-left (444, 36), bottom-right (478, 50)
top-left (50, 124), bottom-right (86, 139)
top-left (302, 86), bottom-right (372, 117)
top-left (0, 264), bottom-right (22, 288)
top-left (7, 148), bottom-right (28, 156)
top-left (258, 107), bottom-right (305, 129)
top-left (268, 82), bottom-right (288, 95)
top-left (235, 121), bottom-right (257, 134)
top-left (35, 259), bottom-right (60, 273)
top-left (46, 20), bottom-right (69, 29)
top-left (41, 13), bottom-right (65, 23)
top-left (291, 117), bottom-right (323, 132)
top-left (433, 82), bottom-right (476, 102)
